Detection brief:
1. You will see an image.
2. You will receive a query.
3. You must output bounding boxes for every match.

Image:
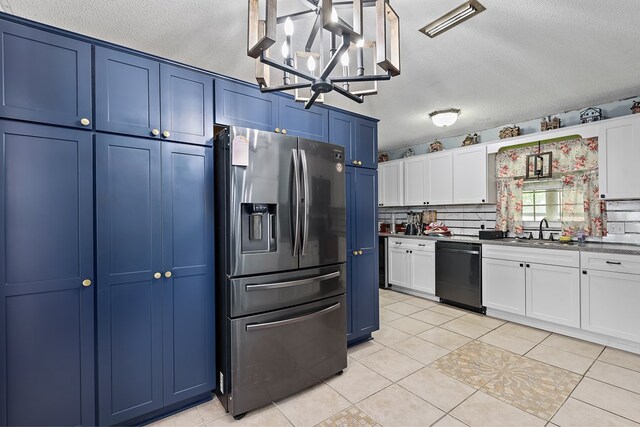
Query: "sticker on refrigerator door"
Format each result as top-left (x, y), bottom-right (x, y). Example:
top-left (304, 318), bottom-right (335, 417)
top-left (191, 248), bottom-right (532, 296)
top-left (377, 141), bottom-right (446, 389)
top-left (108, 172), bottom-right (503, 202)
top-left (232, 135), bottom-right (249, 167)
top-left (336, 163), bottom-right (343, 173)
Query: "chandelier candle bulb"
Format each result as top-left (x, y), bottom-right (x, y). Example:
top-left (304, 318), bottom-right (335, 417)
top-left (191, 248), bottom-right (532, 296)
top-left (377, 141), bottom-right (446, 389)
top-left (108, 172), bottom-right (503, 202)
top-left (307, 55), bottom-right (316, 74)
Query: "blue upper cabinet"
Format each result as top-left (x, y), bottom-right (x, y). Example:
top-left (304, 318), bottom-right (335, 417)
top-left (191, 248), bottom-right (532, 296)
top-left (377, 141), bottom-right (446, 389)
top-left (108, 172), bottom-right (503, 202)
top-left (214, 79), bottom-right (279, 132)
top-left (0, 120), bottom-right (95, 426)
top-left (356, 118), bottom-right (378, 169)
top-left (329, 110), bottom-right (356, 164)
top-left (160, 64), bottom-right (214, 146)
top-left (278, 97), bottom-right (329, 142)
top-left (0, 20), bottom-right (92, 129)
top-left (95, 47), bottom-right (161, 138)
top-left (329, 112), bottom-right (378, 169)
top-left (161, 142), bottom-right (214, 405)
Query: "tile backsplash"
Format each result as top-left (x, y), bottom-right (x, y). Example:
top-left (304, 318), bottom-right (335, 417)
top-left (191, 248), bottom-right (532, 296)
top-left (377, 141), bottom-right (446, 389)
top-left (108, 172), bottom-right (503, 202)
top-left (604, 200), bottom-right (640, 245)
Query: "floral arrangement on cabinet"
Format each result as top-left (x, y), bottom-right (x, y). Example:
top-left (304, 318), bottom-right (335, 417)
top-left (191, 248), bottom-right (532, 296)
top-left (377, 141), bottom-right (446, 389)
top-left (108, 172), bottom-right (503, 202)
top-left (495, 137), bottom-right (605, 237)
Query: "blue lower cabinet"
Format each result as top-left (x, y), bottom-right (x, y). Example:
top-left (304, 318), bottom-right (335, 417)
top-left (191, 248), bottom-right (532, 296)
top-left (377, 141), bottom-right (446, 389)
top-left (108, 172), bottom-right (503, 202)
top-left (214, 79), bottom-right (279, 132)
top-left (96, 134), bottom-right (214, 425)
top-left (278, 97), bottom-right (329, 142)
top-left (346, 167), bottom-right (379, 345)
top-left (0, 120), bottom-right (95, 426)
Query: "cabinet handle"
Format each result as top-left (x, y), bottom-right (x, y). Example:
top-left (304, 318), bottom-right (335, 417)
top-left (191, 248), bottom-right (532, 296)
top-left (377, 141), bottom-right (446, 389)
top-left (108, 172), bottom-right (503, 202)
top-left (154, 272), bottom-right (162, 279)
top-left (601, 194), bottom-right (606, 199)
top-left (282, 129), bottom-right (287, 134)
top-left (583, 270), bottom-right (588, 275)
top-left (520, 263), bottom-right (524, 267)
top-left (164, 271), bottom-right (172, 278)
top-left (606, 261), bottom-right (622, 265)
top-left (526, 264), bottom-right (530, 268)
top-left (358, 250), bottom-right (363, 255)
top-left (162, 130), bottom-right (171, 138)
top-left (418, 244), bottom-right (425, 247)
top-left (353, 250), bottom-right (358, 256)
top-left (80, 118), bottom-right (90, 126)
top-left (352, 160), bottom-right (359, 165)
top-left (275, 128), bottom-right (281, 133)
top-left (82, 279), bottom-right (92, 287)
top-left (151, 129), bottom-right (160, 136)
top-left (395, 242), bottom-right (402, 245)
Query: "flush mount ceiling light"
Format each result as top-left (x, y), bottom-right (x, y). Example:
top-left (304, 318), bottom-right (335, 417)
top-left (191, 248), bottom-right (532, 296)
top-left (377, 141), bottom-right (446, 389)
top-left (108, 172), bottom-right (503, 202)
top-left (429, 109), bottom-right (460, 127)
top-left (419, 0), bottom-right (486, 38)
top-left (248, 0), bottom-right (401, 109)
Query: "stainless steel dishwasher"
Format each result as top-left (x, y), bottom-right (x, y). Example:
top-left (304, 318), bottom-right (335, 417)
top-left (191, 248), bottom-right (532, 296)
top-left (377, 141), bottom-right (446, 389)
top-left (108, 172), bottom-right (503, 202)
top-left (435, 241), bottom-right (485, 314)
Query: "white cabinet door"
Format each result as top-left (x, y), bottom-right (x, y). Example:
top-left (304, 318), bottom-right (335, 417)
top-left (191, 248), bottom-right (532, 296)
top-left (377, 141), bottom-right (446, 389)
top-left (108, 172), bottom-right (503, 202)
top-left (410, 249), bottom-right (435, 294)
top-left (388, 247), bottom-right (410, 287)
top-left (379, 161), bottom-right (404, 207)
top-left (526, 263), bottom-right (580, 328)
top-left (427, 151), bottom-right (453, 205)
top-left (482, 258), bottom-right (526, 315)
top-left (453, 145), bottom-right (488, 204)
top-left (581, 269), bottom-right (640, 343)
top-left (404, 156), bottom-right (428, 206)
top-left (377, 166), bottom-right (385, 207)
top-left (599, 116), bottom-right (640, 200)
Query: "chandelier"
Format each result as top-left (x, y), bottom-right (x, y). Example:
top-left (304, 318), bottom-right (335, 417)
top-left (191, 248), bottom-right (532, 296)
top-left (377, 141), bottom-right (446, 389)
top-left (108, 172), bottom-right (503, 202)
top-left (247, 0), bottom-right (401, 109)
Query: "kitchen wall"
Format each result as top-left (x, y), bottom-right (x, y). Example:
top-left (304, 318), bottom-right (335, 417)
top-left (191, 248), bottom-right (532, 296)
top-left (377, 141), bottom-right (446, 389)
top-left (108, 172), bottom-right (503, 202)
top-left (605, 201), bottom-right (640, 245)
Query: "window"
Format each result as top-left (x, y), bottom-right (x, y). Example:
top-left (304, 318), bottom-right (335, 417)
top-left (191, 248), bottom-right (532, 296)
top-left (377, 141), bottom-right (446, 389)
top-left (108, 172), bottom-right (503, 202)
top-left (522, 187), bottom-right (562, 223)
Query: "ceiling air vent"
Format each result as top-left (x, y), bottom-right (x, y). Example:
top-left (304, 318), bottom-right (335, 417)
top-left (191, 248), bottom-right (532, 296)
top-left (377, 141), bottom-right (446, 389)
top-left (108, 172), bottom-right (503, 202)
top-left (419, 0), bottom-right (486, 38)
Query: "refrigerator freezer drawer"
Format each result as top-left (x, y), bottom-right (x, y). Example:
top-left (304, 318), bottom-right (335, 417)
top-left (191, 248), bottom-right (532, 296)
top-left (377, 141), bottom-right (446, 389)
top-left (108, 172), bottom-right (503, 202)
top-left (228, 294), bottom-right (347, 416)
top-left (228, 263), bottom-right (346, 318)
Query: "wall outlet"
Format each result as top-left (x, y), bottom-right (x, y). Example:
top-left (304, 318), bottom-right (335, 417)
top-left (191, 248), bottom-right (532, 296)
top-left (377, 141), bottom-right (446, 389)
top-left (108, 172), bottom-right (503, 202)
top-left (609, 223), bottom-right (626, 235)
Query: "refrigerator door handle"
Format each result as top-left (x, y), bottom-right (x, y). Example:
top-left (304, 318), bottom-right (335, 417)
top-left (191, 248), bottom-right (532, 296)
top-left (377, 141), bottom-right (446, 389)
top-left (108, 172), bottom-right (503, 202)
top-left (244, 271), bottom-right (340, 291)
top-left (245, 302), bottom-right (341, 331)
top-left (300, 149), bottom-right (310, 256)
top-left (291, 149), bottom-right (301, 257)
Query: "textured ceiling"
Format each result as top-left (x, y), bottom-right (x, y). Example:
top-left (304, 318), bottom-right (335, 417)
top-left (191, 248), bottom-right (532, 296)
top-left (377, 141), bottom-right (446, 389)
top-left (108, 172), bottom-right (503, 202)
top-left (5, 0), bottom-right (640, 150)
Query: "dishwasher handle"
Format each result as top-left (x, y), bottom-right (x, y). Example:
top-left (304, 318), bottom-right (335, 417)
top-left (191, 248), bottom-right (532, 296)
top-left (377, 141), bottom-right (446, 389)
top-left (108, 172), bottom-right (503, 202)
top-left (437, 248), bottom-right (480, 255)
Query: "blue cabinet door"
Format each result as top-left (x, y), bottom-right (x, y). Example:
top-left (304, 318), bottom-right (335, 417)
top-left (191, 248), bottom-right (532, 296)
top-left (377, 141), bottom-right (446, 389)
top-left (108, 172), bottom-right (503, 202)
top-left (278, 97), bottom-right (329, 142)
top-left (161, 142), bottom-right (215, 405)
top-left (353, 250), bottom-right (379, 336)
top-left (355, 118), bottom-right (378, 169)
top-left (0, 20), bottom-right (92, 128)
top-left (95, 47), bottom-right (161, 138)
top-left (0, 121), bottom-right (94, 426)
top-left (214, 79), bottom-right (279, 132)
top-left (96, 134), bottom-right (164, 425)
top-left (329, 110), bottom-right (357, 165)
top-left (355, 168), bottom-right (378, 252)
top-left (345, 167), bottom-right (356, 341)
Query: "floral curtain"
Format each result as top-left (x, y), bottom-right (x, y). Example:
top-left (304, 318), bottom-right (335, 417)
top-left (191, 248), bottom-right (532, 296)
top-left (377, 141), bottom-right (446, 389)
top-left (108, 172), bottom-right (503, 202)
top-left (495, 137), bottom-right (605, 237)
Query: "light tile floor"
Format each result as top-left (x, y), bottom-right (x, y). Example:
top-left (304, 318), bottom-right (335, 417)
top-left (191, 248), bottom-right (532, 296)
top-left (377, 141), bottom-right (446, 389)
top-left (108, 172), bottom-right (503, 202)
top-left (150, 288), bottom-right (640, 427)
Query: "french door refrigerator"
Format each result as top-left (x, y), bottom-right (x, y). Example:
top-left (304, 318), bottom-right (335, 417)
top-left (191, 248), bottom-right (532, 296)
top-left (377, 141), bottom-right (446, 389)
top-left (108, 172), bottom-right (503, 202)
top-left (214, 126), bottom-right (347, 419)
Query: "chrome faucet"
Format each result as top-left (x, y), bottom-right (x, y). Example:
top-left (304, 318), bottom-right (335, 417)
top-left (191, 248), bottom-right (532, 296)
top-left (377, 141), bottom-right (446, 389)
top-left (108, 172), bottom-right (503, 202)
top-left (539, 218), bottom-right (549, 240)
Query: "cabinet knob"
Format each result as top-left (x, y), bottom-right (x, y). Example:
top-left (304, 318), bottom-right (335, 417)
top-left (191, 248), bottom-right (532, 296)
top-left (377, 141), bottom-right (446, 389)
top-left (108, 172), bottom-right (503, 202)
top-left (275, 128), bottom-right (281, 133)
top-left (358, 250), bottom-right (363, 255)
top-left (357, 160), bottom-right (362, 166)
top-left (352, 160), bottom-right (359, 165)
top-left (164, 271), bottom-right (172, 278)
top-left (154, 272), bottom-right (162, 279)
top-left (601, 194), bottom-right (605, 199)
top-left (526, 264), bottom-right (530, 268)
top-left (151, 129), bottom-right (160, 136)
top-left (82, 279), bottom-right (92, 287)
top-left (80, 118), bottom-right (90, 126)
top-left (162, 130), bottom-right (171, 138)
top-left (352, 250), bottom-right (358, 256)
top-left (281, 129), bottom-right (287, 134)
top-left (482, 199), bottom-right (485, 203)
top-left (582, 270), bottom-right (588, 275)
top-left (520, 263), bottom-right (524, 267)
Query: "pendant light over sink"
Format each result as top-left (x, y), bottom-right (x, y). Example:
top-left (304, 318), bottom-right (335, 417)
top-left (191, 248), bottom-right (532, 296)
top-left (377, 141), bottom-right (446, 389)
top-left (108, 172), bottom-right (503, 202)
top-left (429, 108), bottom-right (461, 127)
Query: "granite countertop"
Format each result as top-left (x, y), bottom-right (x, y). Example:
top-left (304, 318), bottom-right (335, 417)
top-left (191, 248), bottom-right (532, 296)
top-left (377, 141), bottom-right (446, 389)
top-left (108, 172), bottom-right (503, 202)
top-left (378, 232), bottom-right (640, 256)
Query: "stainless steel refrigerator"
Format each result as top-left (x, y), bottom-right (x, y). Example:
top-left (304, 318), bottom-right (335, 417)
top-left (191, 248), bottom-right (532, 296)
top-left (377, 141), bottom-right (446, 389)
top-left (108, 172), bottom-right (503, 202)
top-left (214, 126), bottom-right (347, 419)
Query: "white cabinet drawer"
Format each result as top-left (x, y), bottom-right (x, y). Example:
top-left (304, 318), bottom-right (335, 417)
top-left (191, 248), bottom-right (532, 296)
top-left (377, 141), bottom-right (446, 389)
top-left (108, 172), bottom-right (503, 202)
top-left (581, 251), bottom-right (640, 275)
top-left (483, 244), bottom-right (580, 268)
top-left (388, 238), bottom-right (435, 251)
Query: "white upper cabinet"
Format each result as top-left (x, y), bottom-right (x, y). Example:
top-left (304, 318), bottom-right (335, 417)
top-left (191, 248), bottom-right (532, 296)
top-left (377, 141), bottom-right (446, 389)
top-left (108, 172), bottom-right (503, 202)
top-left (378, 160), bottom-right (404, 207)
top-left (403, 156), bottom-right (428, 206)
top-left (427, 151), bottom-right (453, 205)
top-left (453, 145), bottom-right (495, 204)
top-left (599, 115), bottom-right (640, 200)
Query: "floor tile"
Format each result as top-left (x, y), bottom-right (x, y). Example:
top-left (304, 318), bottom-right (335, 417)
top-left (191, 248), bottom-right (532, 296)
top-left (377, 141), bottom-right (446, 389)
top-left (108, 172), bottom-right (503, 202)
top-left (391, 336), bottom-right (450, 365)
top-left (440, 317), bottom-right (493, 339)
top-left (197, 398), bottom-right (227, 422)
top-left (598, 347), bottom-right (640, 373)
top-left (383, 291), bottom-right (413, 302)
top-left (206, 404), bottom-right (291, 427)
top-left (571, 377), bottom-right (640, 423)
top-left (482, 356), bottom-right (581, 420)
top-left (432, 415), bottom-right (469, 427)
top-left (417, 327), bottom-right (473, 351)
top-left (479, 329), bottom-right (539, 355)
top-left (432, 341), bottom-right (521, 388)
top-left (398, 367), bottom-right (475, 412)
top-left (315, 406), bottom-right (381, 427)
top-left (275, 383), bottom-right (350, 427)
top-left (410, 309), bottom-right (455, 326)
top-left (378, 295), bottom-right (395, 307)
top-left (551, 397), bottom-right (639, 427)
top-left (357, 384), bottom-right (445, 427)
top-left (384, 301), bottom-right (423, 316)
top-left (587, 360), bottom-right (640, 395)
top-left (429, 305), bottom-right (467, 318)
top-left (151, 407), bottom-right (203, 427)
top-left (359, 348), bottom-right (424, 382)
top-left (387, 316), bottom-right (434, 335)
top-left (459, 313), bottom-right (506, 329)
top-left (451, 391), bottom-right (546, 427)
top-left (380, 308), bottom-right (404, 323)
top-left (371, 324), bottom-right (411, 347)
top-left (542, 333), bottom-right (605, 359)
top-left (403, 297), bottom-right (438, 309)
top-left (347, 340), bottom-right (385, 360)
top-left (325, 361), bottom-right (392, 403)
top-left (526, 344), bottom-right (595, 375)
top-left (494, 322), bottom-right (550, 344)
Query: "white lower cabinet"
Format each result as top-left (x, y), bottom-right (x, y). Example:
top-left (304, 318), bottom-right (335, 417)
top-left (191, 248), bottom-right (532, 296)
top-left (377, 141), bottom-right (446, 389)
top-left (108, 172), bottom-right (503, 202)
top-left (482, 258), bottom-right (526, 315)
top-left (388, 246), bottom-right (410, 288)
top-left (526, 263), bottom-right (580, 328)
top-left (388, 239), bottom-right (436, 294)
top-left (581, 268), bottom-right (640, 343)
top-left (411, 249), bottom-right (436, 294)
